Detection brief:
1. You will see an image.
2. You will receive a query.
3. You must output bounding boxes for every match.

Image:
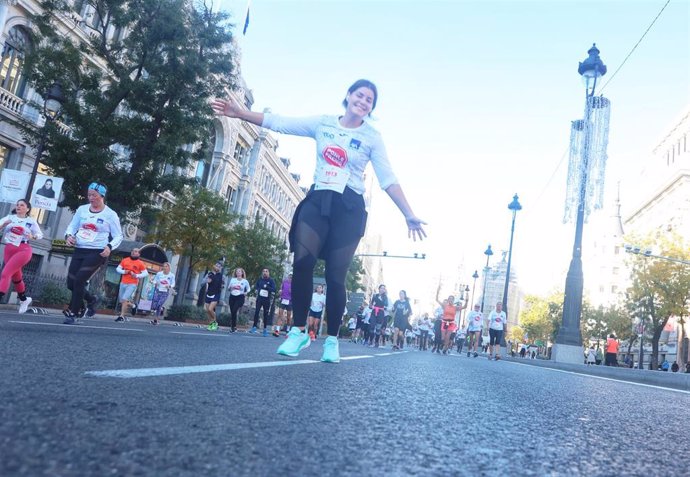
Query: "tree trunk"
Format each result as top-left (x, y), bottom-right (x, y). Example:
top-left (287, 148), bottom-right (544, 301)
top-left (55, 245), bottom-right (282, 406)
top-left (650, 328), bottom-right (662, 370)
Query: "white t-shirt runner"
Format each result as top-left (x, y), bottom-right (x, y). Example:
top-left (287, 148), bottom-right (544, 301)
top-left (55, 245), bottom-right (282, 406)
top-left (0, 214), bottom-right (43, 247)
top-left (310, 292), bottom-right (326, 313)
top-left (65, 204), bottom-right (123, 250)
top-left (227, 277), bottom-right (250, 296)
top-left (466, 311), bottom-right (483, 332)
top-left (153, 271), bottom-right (176, 292)
top-left (488, 310), bottom-right (507, 330)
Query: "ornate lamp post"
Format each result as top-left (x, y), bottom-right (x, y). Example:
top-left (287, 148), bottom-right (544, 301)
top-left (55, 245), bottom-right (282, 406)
top-left (26, 82), bottom-right (65, 199)
top-left (501, 194), bottom-right (521, 350)
top-left (553, 44), bottom-right (610, 364)
top-left (470, 270), bottom-right (479, 307)
top-left (480, 245), bottom-right (493, 313)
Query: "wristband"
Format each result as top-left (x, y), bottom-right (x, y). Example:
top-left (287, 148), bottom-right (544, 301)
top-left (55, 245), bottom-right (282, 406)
top-left (106, 243), bottom-right (112, 250)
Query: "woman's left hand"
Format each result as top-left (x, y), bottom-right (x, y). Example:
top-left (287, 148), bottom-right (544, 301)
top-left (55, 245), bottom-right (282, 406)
top-left (405, 215), bottom-right (427, 241)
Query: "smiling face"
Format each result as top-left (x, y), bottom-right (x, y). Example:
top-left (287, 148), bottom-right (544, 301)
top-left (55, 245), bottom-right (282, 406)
top-left (345, 86), bottom-right (375, 119)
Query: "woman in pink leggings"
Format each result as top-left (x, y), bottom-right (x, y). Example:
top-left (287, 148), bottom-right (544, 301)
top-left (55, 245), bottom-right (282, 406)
top-left (0, 199), bottom-right (43, 313)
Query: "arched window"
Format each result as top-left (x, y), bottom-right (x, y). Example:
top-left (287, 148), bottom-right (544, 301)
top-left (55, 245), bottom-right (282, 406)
top-left (0, 27), bottom-right (30, 96)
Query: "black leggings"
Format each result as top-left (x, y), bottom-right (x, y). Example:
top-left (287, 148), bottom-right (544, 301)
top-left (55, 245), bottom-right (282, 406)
top-left (228, 294), bottom-right (245, 329)
top-left (67, 248), bottom-right (105, 313)
top-left (253, 298), bottom-right (271, 328)
top-left (290, 190), bottom-right (366, 337)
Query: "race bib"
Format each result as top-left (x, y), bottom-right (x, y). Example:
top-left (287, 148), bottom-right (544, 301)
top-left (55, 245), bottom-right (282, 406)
top-left (314, 164), bottom-right (351, 193)
top-left (6, 231), bottom-right (22, 246)
top-left (281, 299), bottom-right (290, 305)
top-left (76, 228), bottom-right (97, 242)
top-left (259, 289), bottom-right (269, 297)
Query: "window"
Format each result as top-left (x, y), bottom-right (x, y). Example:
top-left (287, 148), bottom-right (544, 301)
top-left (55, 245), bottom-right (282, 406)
top-left (233, 139), bottom-right (248, 165)
top-left (611, 285), bottom-right (618, 293)
top-left (612, 267), bottom-right (620, 275)
top-left (195, 161), bottom-right (206, 184)
top-left (0, 143), bottom-right (9, 170)
top-left (0, 27), bottom-right (30, 96)
top-left (614, 246), bottom-right (620, 255)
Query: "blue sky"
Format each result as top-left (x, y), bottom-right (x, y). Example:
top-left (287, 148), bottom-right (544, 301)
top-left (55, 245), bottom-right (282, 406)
top-left (219, 0), bottom-right (689, 308)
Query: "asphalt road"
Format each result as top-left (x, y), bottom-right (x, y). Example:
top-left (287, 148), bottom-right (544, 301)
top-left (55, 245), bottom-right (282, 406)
top-left (1, 311), bottom-right (689, 477)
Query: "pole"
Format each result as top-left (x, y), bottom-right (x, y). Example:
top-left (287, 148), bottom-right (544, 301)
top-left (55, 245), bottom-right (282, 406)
top-left (25, 127), bottom-right (48, 201)
top-left (638, 330), bottom-right (644, 370)
top-left (480, 262), bottom-right (490, 313)
top-left (501, 207), bottom-right (518, 349)
top-left (470, 271), bottom-right (478, 308)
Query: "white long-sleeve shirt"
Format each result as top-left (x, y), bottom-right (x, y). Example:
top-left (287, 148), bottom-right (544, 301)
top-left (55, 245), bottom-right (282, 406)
top-left (153, 271), bottom-right (176, 292)
top-left (227, 277), bottom-right (250, 296)
top-left (65, 204), bottom-right (123, 250)
top-left (262, 114), bottom-right (398, 195)
top-left (0, 214), bottom-right (43, 246)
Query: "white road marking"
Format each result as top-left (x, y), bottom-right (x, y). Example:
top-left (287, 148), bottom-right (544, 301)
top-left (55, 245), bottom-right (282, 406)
top-left (86, 359), bottom-right (318, 378)
top-left (10, 321), bottom-right (143, 332)
top-left (169, 332), bottom-right (230, 337)
top-left (341, 355), bottom-right (374, 361)
top-left (504, 360), bottom-right (690, 395)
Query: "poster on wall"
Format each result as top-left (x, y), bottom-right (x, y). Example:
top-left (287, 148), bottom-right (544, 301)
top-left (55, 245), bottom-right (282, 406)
top-left (30, 174), bottom-right (64, 211)
top-left (0, 169), bottom-right (29, 203)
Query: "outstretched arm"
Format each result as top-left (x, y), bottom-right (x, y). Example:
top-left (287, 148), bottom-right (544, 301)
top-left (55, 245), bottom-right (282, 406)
top-left (211, 98), bottom-right (264, 127)
top-left (385, 184), bottom-right (426, 241)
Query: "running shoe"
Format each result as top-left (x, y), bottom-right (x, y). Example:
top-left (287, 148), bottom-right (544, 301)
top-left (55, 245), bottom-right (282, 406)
top-left (207, 321), bottom-right (218, 331)
top-left (249, 326), bottom-right (257, 334)
top-left (62, 310), bottom-right (78, 325)
top-left (308, 330), bottom-right (316, 341)
top-left (272, 329), bottom-right (280, 337)
top-left (494, 355), bottom-right (501, 361)
top-left (473, 352), bottom-right (478, 358)
top-left (115, 315), bottom-right (125, 322)
top-left (277, 327), bottom-right (310, 357)
top-left (262, 328), bottom-right (269, 337)
top-left (85, 300), bottom-right (97, 318)
top-left (467, 352), bottom-right (471, 357)
top-left (150, 319), bottom-right (159, 325)
top-left (321, 336), bottom-right (340, 363)
top-left (230, 328), bottom-right (236, 333)
top-left (17, 297), bottom-right (32, 314)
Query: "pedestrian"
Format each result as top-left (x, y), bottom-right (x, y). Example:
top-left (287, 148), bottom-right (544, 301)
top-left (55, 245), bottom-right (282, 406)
top-left (275, 273), bottom-right (293, 336)
top-left (362, 303), bottom-right (373, 346)
top-left (347, 314), bottom-right (357, 341)
top-left (251, 268), bottom-right (276, 336)
top-left (586, 346), bottom-right (596, 365)
top-left (392, 290), bottom-right (412, 350)
top-left (150, 261), bottom-right (175, 325)
top-left (370, 285), bottom-right (389, 348)
top-left (0, 199), bottom-right (43, 313)
top-left (204, 261), bottom-right (224, 330)
top-left (353, 304), bottom-right (365, 343)
top-left (685, 362), bottom-right (690, 373)
top-left (227, 267), bottom-right (250, 332)
top-left (213, 79), bottom-right (426, 363)
top-left (595, 346), bottom-right (603, 365)
top-left (418, 313), bottom-right (431, 351)
top-left (114, 247), bottom-right (149, 322)
top-left (465, 304), bottom-right (483, 358)
top-left (671, 361), bottom-right (679, 373)
top-left (431, 317), bottom-right (443, 354)
top-left (307, 284), bottom-right (326, 341)
top-left (455, 328), bottom-right (467, 354)
top-left (63, 182), bottom-right (123, 324)
top-left (605, 334), bottom-right (619, 366)
top-left (487, 301), bottom-right (507, 360)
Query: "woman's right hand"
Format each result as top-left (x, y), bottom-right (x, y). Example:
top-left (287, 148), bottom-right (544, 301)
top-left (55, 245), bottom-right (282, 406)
top-left (65, 235), bottom-right (76, 246)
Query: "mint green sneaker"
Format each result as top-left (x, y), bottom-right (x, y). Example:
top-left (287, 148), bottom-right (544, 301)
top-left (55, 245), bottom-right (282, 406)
top-left (207, 321), bottom-right (218, 331)
top-left (277, 327), bottom-right (310, 357)
top-left (320, 336), bottom-right (340, 363)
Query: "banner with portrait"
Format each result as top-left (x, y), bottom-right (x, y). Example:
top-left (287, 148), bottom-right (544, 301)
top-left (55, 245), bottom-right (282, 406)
top-left (0, 169), bottom-right (29, 203)
top-left (30, 174), bottom-right (64, 211)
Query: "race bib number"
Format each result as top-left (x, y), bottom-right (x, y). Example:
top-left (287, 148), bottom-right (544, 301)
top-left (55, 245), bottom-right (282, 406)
top-left (76, 228), bottom-right (96, 242)
top-left (314, 164), bottom-right (351, 193)
top-left (281, 299), bottom-right (290, 305)
top-left (259, 289), bottom-right (269, 297)
top-left (6, 232), bottom-right (22, 246)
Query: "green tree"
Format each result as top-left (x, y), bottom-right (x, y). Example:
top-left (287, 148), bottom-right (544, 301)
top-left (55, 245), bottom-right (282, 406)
top-left (224, 221), bottom-right (289, 289)
top-left (150, 187), bottom-right (235, 300)
top-left (519, 295), bottom-right (553, 344)
top-left (624, 234), bottom-right (690, 370)
top-left (346, 256), bottom-right (366, 294)
top-left (23, 0), bottom-right (236, 216)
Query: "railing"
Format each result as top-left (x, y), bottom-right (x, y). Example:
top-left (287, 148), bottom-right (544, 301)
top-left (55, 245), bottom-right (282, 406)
top-left (0, 88), bottom-right (24, 115)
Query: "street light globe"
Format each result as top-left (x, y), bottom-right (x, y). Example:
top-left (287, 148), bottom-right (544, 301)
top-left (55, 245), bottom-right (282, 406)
top-left (578, 43), bottom-right (607, 94)
top-left (44, 82), bottom-right (64, 119)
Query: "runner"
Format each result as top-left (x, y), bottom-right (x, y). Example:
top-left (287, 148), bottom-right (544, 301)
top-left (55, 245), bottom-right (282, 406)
top-left (353, 303), bottom-right (365, 344)
top-left (347, 313), bottom-right (357, 341)
top-left (307, 284), bottom-right (326, 341)
top-left (227, 267), bottom-right (250, 333)
top-left (150, 262), bottom-right (175, 325)
top-left (251, 268), bottom-right (276, 336)
top-left (212, 79), bottom-right (426, 363)
top-left (362, 303), bottom-right (373, 346)
top-left (487, 301), bottom-right (507, 360)
top-left (436, 292), bottom-right (468, 355)
top-left (392, 290), bottom-right (412, 350)
top-left (418, 313), bottom-right (431, 351)
top-left (274, 273), bottom-right (292, 336)
top-left (63, 182), bottom-right (123, 324)
top-left (465, 304), bottom-right (483, 357)
top-left (114, 248), bottom-right (149, 322)
top-left (0, 199), bottom-right (43, 313)
top-left (370, 285), bottom-right (389, 348)
top-left (204, 262), bottom-right (224, 331)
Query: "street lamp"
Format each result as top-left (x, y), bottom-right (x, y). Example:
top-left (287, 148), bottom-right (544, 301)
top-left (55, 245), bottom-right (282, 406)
top-left (480, 244), bottom-right (493, 313)
top-left (553, 44), bottom-right (610, 364)
top-left (501, 193), bottom-right (522, 350)
top-left (470, 270), bottom-right (479, 307)
top-left (461, 285), bottom-right (470, 327)
top-left (26, 82), bottom-right (65, 199)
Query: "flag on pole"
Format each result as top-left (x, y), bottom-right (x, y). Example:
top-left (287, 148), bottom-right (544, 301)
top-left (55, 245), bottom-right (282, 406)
top-left (242, 1), bottom-right (251, 35)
